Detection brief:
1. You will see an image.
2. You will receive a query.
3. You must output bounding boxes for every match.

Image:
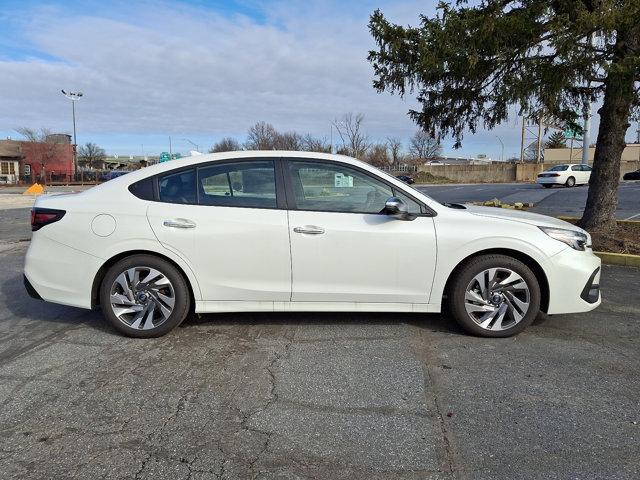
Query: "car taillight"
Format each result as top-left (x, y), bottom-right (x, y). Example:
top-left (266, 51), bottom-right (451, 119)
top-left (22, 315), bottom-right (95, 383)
top-left (550, 173), bottom-right (560, 177)
top-left (31, 208), bottom-right (66, 231)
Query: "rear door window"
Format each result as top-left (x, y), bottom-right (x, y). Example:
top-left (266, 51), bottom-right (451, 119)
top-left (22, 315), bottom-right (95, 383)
top-left (197, 160), bottom-right (277, 208)
top-left (158, 169), bottom-right (197, 204)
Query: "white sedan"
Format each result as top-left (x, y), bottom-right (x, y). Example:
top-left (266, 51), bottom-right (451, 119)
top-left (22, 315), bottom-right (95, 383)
top-left (537, 163), bottom-right (592, 188)
top-left (24, 151), bottom-right (601, 338)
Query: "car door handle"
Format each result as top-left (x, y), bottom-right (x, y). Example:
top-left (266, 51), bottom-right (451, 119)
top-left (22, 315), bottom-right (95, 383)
top-left (293, 225), bottom-right (325, 235)
top-left (163, 219), bottom-right (196, 229)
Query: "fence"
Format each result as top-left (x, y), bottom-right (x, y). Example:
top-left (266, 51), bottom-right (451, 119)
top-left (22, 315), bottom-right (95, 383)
top-left (417, 161), bottom-right (640, 183)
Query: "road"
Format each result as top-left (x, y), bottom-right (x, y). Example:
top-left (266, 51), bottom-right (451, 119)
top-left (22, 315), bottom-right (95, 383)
top-left (417, 181), bottom-right (640, 220)
top-left (1, 217), bottom-right (639, 479)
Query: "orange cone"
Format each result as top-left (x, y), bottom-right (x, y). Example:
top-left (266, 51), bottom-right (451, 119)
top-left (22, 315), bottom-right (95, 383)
top-left (23, 183), bottom-right (45, 195)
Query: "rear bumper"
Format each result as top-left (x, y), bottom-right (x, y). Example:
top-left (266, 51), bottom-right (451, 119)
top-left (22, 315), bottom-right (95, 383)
top-left (537, 177), bottom-right (563, 185)
top-left (24, 233), bottom-right (103, 309)
top-left (545, 247), bottom-right (601, 314)
top-left (23, 274), bottom-right (43, 300)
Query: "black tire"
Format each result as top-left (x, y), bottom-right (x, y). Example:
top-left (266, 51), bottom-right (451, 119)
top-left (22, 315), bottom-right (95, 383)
top-left (542, 184), bottom-right (553, 188)
top-left (100, 254), bottom-right (191, 338)
top-left (448, 254), bottom-right (541, 338)
top-left (565, 176), bottom-right (575, 187)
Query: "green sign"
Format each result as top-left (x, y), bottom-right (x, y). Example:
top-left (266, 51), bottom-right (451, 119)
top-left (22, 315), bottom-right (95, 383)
top-left (564, 121), bottom-right (582, 140)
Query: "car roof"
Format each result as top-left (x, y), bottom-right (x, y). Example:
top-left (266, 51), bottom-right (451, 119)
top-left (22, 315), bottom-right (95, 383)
top-left (81, 151), bottom-right (439, 208)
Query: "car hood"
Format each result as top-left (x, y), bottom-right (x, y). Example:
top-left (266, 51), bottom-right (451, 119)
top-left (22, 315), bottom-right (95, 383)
top-left (464, 204), bottom-right (585, 232)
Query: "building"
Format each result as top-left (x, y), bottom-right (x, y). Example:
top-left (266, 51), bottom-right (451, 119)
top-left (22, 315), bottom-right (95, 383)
top-left (544, 143), bottom-right (640, 164)
top-left (0, 140), bottom-right (21, 184)
top-left (0, 136), bottom-right (75, 184)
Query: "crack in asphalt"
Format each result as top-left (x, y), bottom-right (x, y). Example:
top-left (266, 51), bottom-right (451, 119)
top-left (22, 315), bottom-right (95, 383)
top-left (409, 324), bottom-right (462, 480)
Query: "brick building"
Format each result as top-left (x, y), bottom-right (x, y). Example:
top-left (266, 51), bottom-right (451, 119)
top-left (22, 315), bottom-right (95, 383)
top-left (0, 135), bottom-right (75, 184)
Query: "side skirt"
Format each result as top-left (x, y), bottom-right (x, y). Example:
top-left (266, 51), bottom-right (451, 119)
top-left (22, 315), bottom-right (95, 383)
top-left (195, 301), bottom-right (440, 314)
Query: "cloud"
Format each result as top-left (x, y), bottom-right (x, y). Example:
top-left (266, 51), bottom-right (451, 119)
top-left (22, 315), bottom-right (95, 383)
top-left (0, 0), bottom-right (607, 157)
top-left (0, 1), bottom-right (427, 146)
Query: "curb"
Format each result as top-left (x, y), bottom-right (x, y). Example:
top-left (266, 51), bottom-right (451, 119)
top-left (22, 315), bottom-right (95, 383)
top-left (594, 251), bottom-right (640, 267)
top-left (557, 215), bottom-right (640, 226)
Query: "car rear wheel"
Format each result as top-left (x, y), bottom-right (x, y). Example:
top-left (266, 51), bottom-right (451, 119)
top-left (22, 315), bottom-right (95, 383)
top-left (448, 255), bottom-right (541, 337)
top-left (542, 184), bottom-right (553, 188)
top-left (99, 255), bottom-right (190, 338)
top-left (565, 176), bottom-right (575, 187)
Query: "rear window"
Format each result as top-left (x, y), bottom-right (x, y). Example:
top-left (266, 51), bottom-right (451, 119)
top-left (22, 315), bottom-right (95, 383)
top-left (128, 178), bottom-right (154, 200)
top-left (548, 165), bottom-right (569, 171)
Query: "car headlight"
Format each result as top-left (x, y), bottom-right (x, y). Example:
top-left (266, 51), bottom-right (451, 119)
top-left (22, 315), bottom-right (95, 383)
top-left (538, 227), bottom-right (588, 251)
top-left (539, 226), bottom-right (588, 251)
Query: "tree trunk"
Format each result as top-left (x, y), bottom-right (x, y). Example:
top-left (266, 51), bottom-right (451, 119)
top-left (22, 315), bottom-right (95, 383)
top-left (579, 29), bottom-right (638, 230)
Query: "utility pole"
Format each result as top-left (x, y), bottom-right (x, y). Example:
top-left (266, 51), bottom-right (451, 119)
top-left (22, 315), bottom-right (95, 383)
top-left (582, 102), bottom-right (592, 165)
top-left (330, 124), bottom-right (333, 154)
top-left (582, 32), bottom-right (593, 165)
top-left (169, 136), bottom-right (172, 157)
top-left (536, 115), bottom-right (543, 163)
top-left (520, 117), bottom-right (525, 163)
top-left (495, 135), bottom-right (504, 162)
top-left (183, 138), bottom-right (199, 153)
top-left (61, 90), bottom-right (83, 181)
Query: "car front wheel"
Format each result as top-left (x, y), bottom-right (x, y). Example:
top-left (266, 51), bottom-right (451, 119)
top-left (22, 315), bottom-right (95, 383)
top-left (448, 254), bottom-right (541, 337)
top-left (99, 254), bottom-right (191, 338)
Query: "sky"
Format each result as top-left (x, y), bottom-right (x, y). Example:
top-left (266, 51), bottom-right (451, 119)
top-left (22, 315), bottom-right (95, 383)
top-left (1, 0), bottom-right (635, 158)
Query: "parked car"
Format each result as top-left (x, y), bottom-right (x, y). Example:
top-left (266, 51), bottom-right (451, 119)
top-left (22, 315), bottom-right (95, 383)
top-left (537, 163), bottom-right (591, 188)
top-left (25, 151), bottom-right (601, 338)
top-left (622, 169), bottom-right (640, 180)
top-left (99, 170), bottom-right (129, 182)
top-left (395, 175), bottom-right (415, 184)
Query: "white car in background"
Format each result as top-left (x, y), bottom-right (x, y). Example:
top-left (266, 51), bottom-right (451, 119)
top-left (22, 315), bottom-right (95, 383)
top-left (24, 151), bottom-right (601, 338)
top-left (537, 163), bottom-right (592, 188)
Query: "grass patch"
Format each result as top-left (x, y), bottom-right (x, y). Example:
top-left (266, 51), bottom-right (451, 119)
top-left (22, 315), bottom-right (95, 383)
top-left (562, 218), bottom-right (640, 255)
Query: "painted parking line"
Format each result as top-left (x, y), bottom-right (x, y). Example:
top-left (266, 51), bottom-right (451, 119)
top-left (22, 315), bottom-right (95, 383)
top-left (624, 212), bottom-right (640, 220)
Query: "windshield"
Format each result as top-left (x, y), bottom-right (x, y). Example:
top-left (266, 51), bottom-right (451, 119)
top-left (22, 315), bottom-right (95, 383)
top-left (548, 165), bottom-right (569, 171)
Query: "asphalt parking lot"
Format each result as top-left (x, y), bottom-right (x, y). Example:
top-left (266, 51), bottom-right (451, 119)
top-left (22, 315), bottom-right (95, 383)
top-left (0, 198), bottom-right (639, 479)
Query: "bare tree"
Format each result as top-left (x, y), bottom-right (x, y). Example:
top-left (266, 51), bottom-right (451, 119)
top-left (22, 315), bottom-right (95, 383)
top-left (408, 130), bottom-right (442, 162)
top-left (364, 143), bottom-right (391, 168)
top-left (77, 142), bottom-right (106, 169)
top-left (386, 137), bottom-right (403, 168)
top-left (16, 127), bottom-right (65, 183)
top-left (301, 134), bottom-right (331, 153)
top-left (333, 113), bottom-right (370, 159)
top-left (209, 137), bottom-right (242, 153)
top-left (245, 121), bottom-right (278, 150)
top-left (273, 131), bottom-right (303, 150)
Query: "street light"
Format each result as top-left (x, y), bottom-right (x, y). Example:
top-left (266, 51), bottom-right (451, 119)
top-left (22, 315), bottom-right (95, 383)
top-left (182, 138), bottom-right (199, 153)
top-left (61, 90), bottom-right (83, 180)
top-left (495, 135), bottom-right (505, 162)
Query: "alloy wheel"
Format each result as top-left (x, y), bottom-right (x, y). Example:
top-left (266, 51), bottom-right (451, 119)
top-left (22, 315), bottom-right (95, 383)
top-left (464, 267), bottom-right (531, 331)
top-left (109, 266), bottom-right (176, 330)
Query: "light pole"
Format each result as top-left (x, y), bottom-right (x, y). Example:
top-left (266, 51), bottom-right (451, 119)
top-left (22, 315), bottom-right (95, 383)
top-left (61, 90), bottom-right (83, 181)
top-left (183, 138), bottom-right (199, 153)
top-left (495, 135), bottom-right (504, 162)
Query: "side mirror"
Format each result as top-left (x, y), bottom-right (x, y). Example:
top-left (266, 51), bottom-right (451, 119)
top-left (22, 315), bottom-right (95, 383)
top-left (384, 196), bottom-right (412, 220)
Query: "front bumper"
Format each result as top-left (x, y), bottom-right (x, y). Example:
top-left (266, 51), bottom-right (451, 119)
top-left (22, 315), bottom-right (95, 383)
top-left (545, 247), bottom-right (601, 314)
top-left (580, 267), bottom-right (600, 304)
